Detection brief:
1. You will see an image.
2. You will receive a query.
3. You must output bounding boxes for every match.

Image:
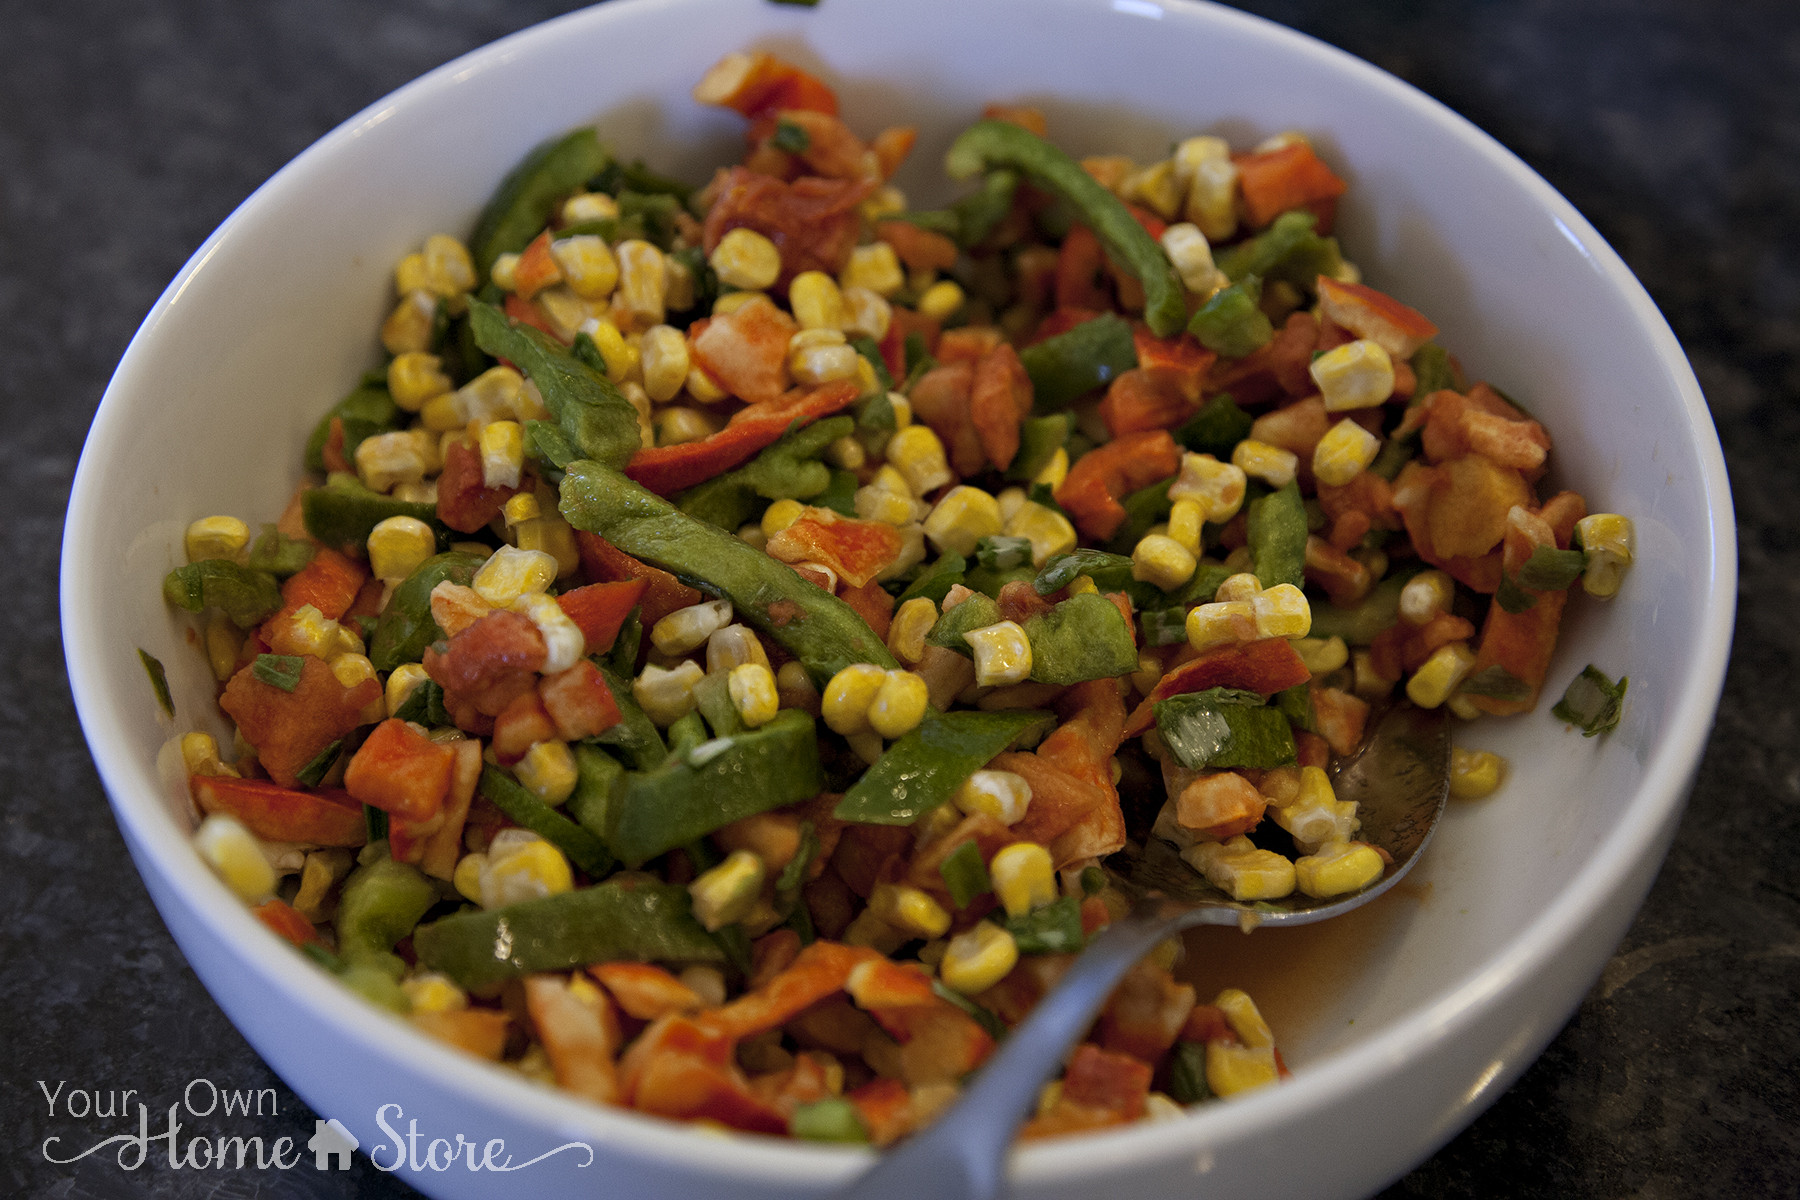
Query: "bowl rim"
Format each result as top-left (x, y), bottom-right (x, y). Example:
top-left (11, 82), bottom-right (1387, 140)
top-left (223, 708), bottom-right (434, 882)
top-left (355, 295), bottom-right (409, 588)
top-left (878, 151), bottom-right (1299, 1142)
top-left (60, 0), bottom-right (1736, 1188)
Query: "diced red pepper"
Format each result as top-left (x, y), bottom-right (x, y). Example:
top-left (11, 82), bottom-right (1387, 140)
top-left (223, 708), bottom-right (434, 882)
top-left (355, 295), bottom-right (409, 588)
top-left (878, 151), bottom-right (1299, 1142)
top-left (874, 219), bottom-right (960, 273)
top-left (686, 294), bottom-right (796, 406)
top-left (624, 378), bottom-right (861, 494)
top-left (908, 360), bottom-right (983, 478)
top-left (845, 958), bottom-right (937, 1010)
top-left (191, 775), bottom-right (366, 846)
top-left (537, 659), bottom-right (623, 742)
top-left (969, 341), bottom-right (1034, 471)
top-left (846, 1077), bottom-right (914, 1147)
top-left (422, 609), bottom-right (548, 718)
top-left (511, 230), bottom-right (561, 301)
top-left (869, 125), bottom-right (918, 180)
top-left (575, 532), bottom-right (703, 628)
top-left (1060, 1043), bottom-right (1152, 1118)
top-left (436, 437), bottom-right (522, 534)
top-left (1315, 276), bottom-right (1438, 359)
top-left (253, 898), bottom-right (323, 948)
top-left (764, 511), bottom-right (903, 589)
top-left (1122, 638), bottom-right (1312, 738)
top-left (344, 718), bottom-right (456, 822)
top-left (1097, 366), bottom-right (1201, 438)
top-left (1236, 142), bottom-right (1348, 230)
top-left (1054, 429), bottom-right (1181, 542)
top-left (553, 578), bottom-right (647, 653)
top-left (590, 961), bottom-right (703, 1021)
top-left (273, 547), bottom-right (367, 623)
top-left (218, 656), bottom-right (381, 787)
top-left (1055, 223), bottom-right (1110, 311)
top-left (701, 167), bottom-right (874, 290)
top-left (692, 51), bottom-right (839, 121)
top-left (837, 577), bottom-right (895, 641)
top-left (490, 689), bottom-right (557, 765)
top-left (502, 292), bottom-right (561, 342)
top-left (697, 940), bottom-right (873, 1042)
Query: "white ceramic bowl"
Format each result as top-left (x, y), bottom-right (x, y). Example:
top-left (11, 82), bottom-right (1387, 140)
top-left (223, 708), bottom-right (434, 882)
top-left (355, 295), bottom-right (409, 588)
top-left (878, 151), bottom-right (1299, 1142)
top-left (61, 0), bottom-right (1734, 1196)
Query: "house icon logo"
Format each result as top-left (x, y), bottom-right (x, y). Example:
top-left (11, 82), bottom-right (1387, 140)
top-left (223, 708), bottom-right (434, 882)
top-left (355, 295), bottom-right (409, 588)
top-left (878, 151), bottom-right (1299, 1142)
top-left (308, 1118), bottom-right (358, 1170)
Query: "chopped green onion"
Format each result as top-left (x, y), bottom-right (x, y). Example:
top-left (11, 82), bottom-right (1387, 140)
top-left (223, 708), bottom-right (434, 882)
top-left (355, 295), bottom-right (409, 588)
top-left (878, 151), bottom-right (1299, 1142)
top-left (139, 649), bottom-right (174, 718)
top-left (252, 654), bottom-right (305, 692)
top-left (1004, 894), bottom-right (1085, 955)
top-left (294, 740), bottom-right (343, 788)
top-left (1166, 1041), bottom-right (1212, 1104)
top-left (938, 839), bottom-right (992, 909)
top-left (1552, 665), bottom-right (1627, 736)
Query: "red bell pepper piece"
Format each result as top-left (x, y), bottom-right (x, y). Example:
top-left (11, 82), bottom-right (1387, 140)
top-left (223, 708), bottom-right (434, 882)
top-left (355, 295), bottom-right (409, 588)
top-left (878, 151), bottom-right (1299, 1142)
top-left (436, 437), bottom-right (523, 534)
top-left (1315, 276), bottom-right (1439, 359)
top-left (253, 898), bottom-right (323, 948)
top-left (590, 962), bottom-right (703, 1021)
top-left (190, 775), bottom-right (366, 846)
top-left (1236, 141), bottom-right (1349, 230)
top-left (218, 656), bottom-right (381, 787)
top-left (537, 659), bottom-right (623, 742)
top-left (343, 718), bottom-right (457, 822)
top-left (272, 547), bottom-right (367, 623)
top-left (490, 689), bottom-right (557, 765)
top-left (1122, 637), bottom-right (1313, 738)
top-left (700, 168), bottom-right (873, 291)
top-left (574, 532), bottom-right (703, 628)
top-left (624, 379), bottom-right (861, 494)
top-left (846, 1078), bottom-right (914, 1146)
top-left (511, 230), bottom-right (560, 301)
top-left (764, 511), bottom-right (903, 589)
top-left (692, 51), bottom-right (839, 121)
top-left (1060, 1043), bottom-right (1152, 1118)
top-left (698, 940), bottom-right (873, 1042)
top-left (874, 219), bottom-right (960, 273)
top-left (554, 578), bottom-right (647, 652)
top-left (1054, 429), bottom-right (1181, 542)
top-left (620, 1015), bottom-right (787, 1134)
top-left (502, 291), bottom-right (561, 342)
top-left (969, 341), bottom-right (1034, 472)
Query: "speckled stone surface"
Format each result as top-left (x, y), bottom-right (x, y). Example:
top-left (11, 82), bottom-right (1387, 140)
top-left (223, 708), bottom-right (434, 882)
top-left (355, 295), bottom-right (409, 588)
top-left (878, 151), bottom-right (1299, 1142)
top-left (4, 0), bottom-right (1794, 1195)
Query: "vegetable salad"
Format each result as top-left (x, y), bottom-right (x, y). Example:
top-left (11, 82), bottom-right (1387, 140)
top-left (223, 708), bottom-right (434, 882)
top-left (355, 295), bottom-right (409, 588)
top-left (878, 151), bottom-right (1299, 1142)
top-left (159, 50), bottom-right (1633, 1144)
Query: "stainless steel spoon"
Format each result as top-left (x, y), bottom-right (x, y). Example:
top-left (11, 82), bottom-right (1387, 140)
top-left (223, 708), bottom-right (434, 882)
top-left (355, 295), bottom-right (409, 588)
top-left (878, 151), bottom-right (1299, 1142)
top-left (834, 700), bottom-right (1450, 1200)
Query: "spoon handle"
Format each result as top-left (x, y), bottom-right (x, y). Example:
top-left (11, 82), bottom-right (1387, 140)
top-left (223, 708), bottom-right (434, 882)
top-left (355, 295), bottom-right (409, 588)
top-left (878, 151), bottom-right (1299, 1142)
top-left (832, 909), bottom-right (1176, 1200)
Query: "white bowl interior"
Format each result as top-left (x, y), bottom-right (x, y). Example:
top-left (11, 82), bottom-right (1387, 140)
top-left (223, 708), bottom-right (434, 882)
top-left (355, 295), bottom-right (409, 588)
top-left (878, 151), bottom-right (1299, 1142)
top-left (62, 1), bottom-right (1732, 1197)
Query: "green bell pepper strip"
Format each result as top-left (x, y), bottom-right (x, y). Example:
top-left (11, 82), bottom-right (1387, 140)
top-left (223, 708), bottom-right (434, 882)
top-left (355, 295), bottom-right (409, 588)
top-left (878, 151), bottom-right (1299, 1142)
top-left (1033, 549), bottom-right (1135, 596)
top-left (304, 381), bottom-right (400, 473)
top-left (1273, 682), bottom-right (1316, 733)
top-left (335, 858), bottom-right (438, 975)
top-left (673, 415), bottom-right (851, 530)
top-left (1409, 343), bottom-right (1457, 398)
top-left (367, 551), bottom-right (486, 672)
top-left (590, 662), bottom-right (665, 768)
top-left (302, 477), bottom-right (444, 557)
top-left (890, 168), bottom-right (1019, 250)
top-left (961, 563), bottom-right (1038, 599)
top-left (469, 127), bottom-right (610, 278)
top-left (1305, 569), bottom-right (1416, 645)
top-left (1022, 592), bottom-right (1139, 685)
top-left (1248, 480), bottom-right (1307, 590)
top-left (606, 608), bottom-right (643, 678)
top-left (470, 299), bottom-right (640, 470)
top-left (833, 709), bottom-right (1052, 825)
top-left (246, 525), bottom-right (315, 577)
top-left (692, 669), bottom-right (746, 740)
top-left (665, 711), bottom-right (708, 757)
top-left (1017, 313), bottom-right (1138, 413)
top-left (565, 743), bottom-right (626, 843)
top-left (413, 876), bottom-right (724, 991)
top-left (925, 592), bottom-right (1003, 655)
top-left (945, 121), bottom-right (1186, 337)
top-left (1175, 393), bottom-right (1254, 459)
top-left (938, 839), bottom-right (991, 909)
top-left (790, 1098), bottom-right (870, 1144)
top-left (608, 710), bottom-right (825, 867)
top-left (1165, 1041), bottom-right (1212, 1104)
top-left (1004, 894), bottom-right (1086, 955)
top-left (895, 550), bottom-right (967, 606)
top-left (592, 157), bottom-right (694, 206)
top-left (1189, 276), bottom-right (1274, 359)
top-left (1105, 477), bottom-right (1175, 555)
top-left (478, 765), bottom-right (614, 877)
top-left (162, 559), bottom-right (283, 629)
top-left (1154, 687), bottom-right (1298, 770)
top-left (1007, 413), bottom-right (1075, 482)
top-left (391, 678), bottom-right (450, 726)
top-left (559, 462), bottom-right (898, 681)
top-left (1214, 210), bottom-right (1343, 290)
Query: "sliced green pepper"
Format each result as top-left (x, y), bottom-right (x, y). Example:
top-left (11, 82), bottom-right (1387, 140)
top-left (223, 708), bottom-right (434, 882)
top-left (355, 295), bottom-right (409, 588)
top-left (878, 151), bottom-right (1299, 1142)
top-left (303, 381), bottom-right (400, 474)
top-left (470, 299), bottom-right (640, 470)
top-left (938, 839), bottom-right (991, 909)
top-left (469, 127), bottom-right (610, 278)
top-left (895, 550), bottom-right (967, 607)
top-left (246, 524), bottom-right (316, 577)
top-left (1154, 687), bottom-right (1298, 770)
top-left (302, 476), bottom-right (443, 557)
top-left (139, 649), bottom-right (174, 717)
top-left (608, 710), bottom-right (824, 866)
top-left (1022, 592), bottom-right (1138, 685)
top-left (413, 876), bottom-right (723, 990)
top-left (1105, 477), bottom-right (1175, 555)
top-left (1214, 210), bottom-right (1343, 291)
top-left (1410, 343), bottom-right (1457, 398)
top-left (565, 743), bottom-right (627, 843)
top-left (162, 559), bottom-right (284, 629)
top-left (1166, 1041), bottom-right (1212, 1104)
top-left (1552, 665), bottom-right (1627, 736)
top-left (591, 662), bottom-right (666, 769)
top-left (833, 709), bottom-right (1051, 825)
top-left (1004, 894), bottom-right (1085, 954)
top-left (478, 765), bottom-right (613, 877)
top-left (559, 462), bottom-right (898, 681)
top-left (926, 592), bottom-right (1003, 655)
top-left (1189, 276), bottom-right (1274, 359)
top-left (1007, 413), bottom-right (1076, 482)
top-left (1018, 312), bottom-right (1137, 412)
top-left (1175, 393), bottom-right (1254, 460)
top-left (336, 858), bottom-right (438, 976)
top-left (367, 551), bottom-right (486, 672)
top-left (673, 415), bottom-right (852, 530)
top-left (1247, 480), bottom-right (1307, 590)
top-left (946, 122), bottom-right (1185, 336)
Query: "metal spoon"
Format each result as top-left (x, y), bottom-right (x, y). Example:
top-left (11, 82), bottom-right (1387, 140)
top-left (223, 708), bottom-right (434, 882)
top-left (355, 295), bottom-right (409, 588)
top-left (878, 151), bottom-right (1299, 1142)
top-left (834, 701), bottom-right (1449, 1200)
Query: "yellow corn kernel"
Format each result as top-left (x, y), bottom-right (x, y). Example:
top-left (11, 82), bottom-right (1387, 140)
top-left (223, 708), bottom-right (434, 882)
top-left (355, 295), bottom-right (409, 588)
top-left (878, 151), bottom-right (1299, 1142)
top-left (1295, 840), bottom-right (1385, 898)
top-left (561, 190), bottom-right (620, 224)
top-left (711, 290), bottom-right (765, 317)
top-left (787, 270), bottom-right (848, 331)
top-left (1206, 1041), bottom-right (1279, 1097)
top-left (888, 425), bottom-right (954, 496)
top-left (1406, 641), bottom-right (1476, 709)
top-left (1399, 569), bottom-right (1455, 626)
top-left (964, 621), bottom-right (1033, 688)
top-left (1171, 136), bottom-right (1238, 240)
top-left (1214, 987), bottom-right (1275, 1048)
top-left (1311, 339), bottom-right (1395, 412)
top-left (916, 280), bottom-right (965, 322)
top-left (419, 234), bottom-right (476, 296)
top-left (180, 731), bottom-right (236, 778)
top-left (386, 351), bottom-right (452, 412)
top-left (855, 482), bottom-right (920, 528)
top-left (1252, 583), bottom-right (1311, 639)
top-left (489, 252), bottom-right (520, 292)
top-left (689, 849), bottom-right (767, 932)
top-left (452, 853), bottom-right (485, 904)
top-left (355, 428), bottom-right (436, 493)
top-left (385, 662), bottom-right (431, 718)
top-left (887, 597), bottom-right (939, 666)
top-left (761, 498), bottom-right (808, 538)
top-left (990, 842), bottom-right (1057, 918)
top-left (394, 251), bottom-right (430, 296)
top-left (860, 183), bottom-right (908, 221)
top-left (656, 406), bottom-right (718, 447)
top-left (871, 883), bottom-right (952, 939)
top-left (194, 814), bottom-right (275, 902)
top-left (663, 254), bottom-right (697, 312)
top-left (1186, 600), bottom-right (1255, 652)
top-left (514, 513), bottom-right (579, 579)
top-left (1449, 747), bottom-right (1507, 799)
top-left (1312, 417), bottom-right (1382, 487)
top-left (1165, 499), bottom-right (1206, 556)
top-left (511, 739), bottom-right (578, 809)
top-left (651, 599), bottom-right (735, 657)
top-left (736, 523), bottom-right (768, 551)
top-left (512, 592), bottom-right (586, 673)
top-left (472, 545), bottom-right (557, 607)
top-left (673, 358), bottom-right (723, 403)
top-left (868, 669), bottom-right (930, 739)
top-left (1005, 501), bottom-right (1078, 568)
top-left (1160, 222), bottom-right (1226, 296)
top-left (1215, 572), bottom-right (1261, 603)
top-left (707, 624), bottom-right (772, 674)
top-left (788, 328), bottom-right (861, 385)
top-left (841, 242), bottom-right (905, 298)
top-left (583, 317), bottom-right (640, 383)
top-left (402, 972), bottom-right (469, 1016)
top-left (888, 393), bottom-right (913, 430)
top-left (631, 324), bottom-right (689, 404)
top-left (1168, 452), bottom-right (1249, 523)
top-left (842, 286), bottom-right (893, 344)
top-left (1230, 439), bottom-right (1300, 488)
top-left (824, 436), bottom-right (866, 473)
top-left (1181, 835), bottom-right (1297, 901)
top-left (822, 663), bottom-right (887, 736)
top-left (275, 604), bottom-right (343, 660)
top-left (728, 662), bottom-right (781, 729)
top-left (204, 614), bottom-right (243, 682)
top-left (1576, 513), bottom-right (1635, 599)
top-left (939, 921), bottom-right (1020, 995)
top-left (709, 228), bottom-right (782, 292)
top-left (549, 234), bottom-right (619, 301)
top-left (1030, 447), bottom-right (1068, 492)
top-left (381, 289), bottom-right (437, 355)
top-left (1290, 634), bottom-right (1349, 677)
top-left (633, 660), bottom-right (705, 726)
top-left (330, 652), bottom-right (378, 700)
top-left (366, 515), bottom-right (436, 583)
top-left (1121, 158), bottom-right (1183, 220)
top-left (502, 493), bottom-right (541, 528)
top-left (612, 239), bottom-right (666, 331)
top-left (1132, 533), bottom-right (1198, 591)
top-left (923, 486), bottom-right (1004, 557)
top-left (954, 769), bottom-right (1032, 826)
top-left (184, 515), bottom-right (249, 563)
top-left (1352, 648), bottom-right (1393, 701)
top-left (484, 836), bottom-right (574, 908)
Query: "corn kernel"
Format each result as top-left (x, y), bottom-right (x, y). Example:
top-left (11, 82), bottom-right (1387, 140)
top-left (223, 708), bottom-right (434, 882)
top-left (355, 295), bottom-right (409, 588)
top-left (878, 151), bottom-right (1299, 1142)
top-left (420, 234), bottom-right (477, 296)
top-left (483, 836), bottom-right (573, 908)
top-left (1005, 502), bottom-right (1078, 568)
top-left (1206, 1041), bottom-right (1279, 1097)
top-left (581, 317), bottom-right (640, 383)
top-left (916, 280), bottom-right (965, 322)
top-left (965, 621), bottom-right (1033, 687)
top-left (868, 669), bottom-right (930, 739)
top-left (180, 731), bottom-right (235, 778)
top-left (1158, 499), bottom-right (1203, 557)
top-left (1291, 635), bottom-right (1349, 677)
top-left (452, 853), bottom-right (485, 904)
top-left (761, 498), bottom-right (808, 538)
top-left (515, 513), bottom-right (579, 579)
top-left (785, 270), bottom-right (846, 331)
top-left (502, 493), bottom-right (541, 528)
top-left (612, 240), bottom-right (666, 331)
top-left (706, 624), bottom-right (772, 675)
top-left (1176, 138), bottom-right (1239, 243)
top-left (855, 483), bottom-right (920, 527)
top-left (1133, 533), bottom-right (1198, 591)
top-left (1187, 600), bottom-right (1257, 652)
top-left (841, 242), bottom-right (905, 298)
top-left (184, 515), bottom-right (248, 563)
top-left (822, 663), bottom-right (887, 736)
top-left (204, 614), bottom-right (243, 682)
top-left (1406, 641), bottom-right (1476, 709)
top-left (1313, 417), bottom-right (1382, 487)
top-left (990, 842), bottom-right (1057, 917)
top-left (923, 486), bottom-right (1004, 557)
top-left (638, 324), bottom-right (692, 404)
top-left (561, 190), bottom-right (620, 224)
top-left (362, 515), bottom-right (433, 584)
top-left (939, 921), bottom-right (1020, 995)
top-left (1214, 987), bottom-right (1275, 1048)
top-left (355, 428), bottom-right (437, 493)
top-left (728, 662), bottom-right (781, 728)
top-left (1230, 439), bottom-right (1299, 489)
top-left (1449, 747), bottom-right (1507, 799)
top-left (651, 599), bottom-right (734, 656)
top-left (385, 351), bottom-right (451, 413)
top-left (1252, 583), bottom-right (1311, 639)
top-left (1295, 840), bottom-right (1384, 898)
top-left (711, 290), bottom-right (763, 317)
top-left (633, 660), bottom-right (705, 726)
top-left (954, 769), bottom-right (1032, 826)
top-left (1312, 339), bottom-right (1395, 412)
top-left (1033, 446), bottom-right (1069, 491)
top-left (194, 814), bottom-right (275, 902)
top-left (514, 739), bottom-right (578, 805)
top-left (381, 289), bottom-right (437, 355)
top-left (1399, 569), bottom-right (1455, 626)
top-left (330, 652), bottom-right (378, 698)
top-left (1121, 158), bottom-right (1183, 220)
top-left (1575, 513), bottom-right (1635, 599)
top-left (709, 228), bottom-right (782, 291)
top-left (489, 253), bottom-right (520, 292)
top-left (689, 849), bottom-right (766, 932)
top-left (472, 545), bottom-right (558, 607)
top-left (788, 328), bottom-right (861, 384)
top-left (385, 662), bottom-right (431, 718)
top-left (549, 234), bottom-right (619, 301)
top-left (402, 972), bottom-right (469, 1016)
top-left (842, 287), bottom-right (893, 345)
top-left (271, 604), bottom-right (343, 660)
top-left (888, 597), bottom-right (939, 665)
top-left (656, 406), bottom-right (718, 446)
top-left (868, 882), bottom-right (952, 940)
top-left (1214, 571), bottom-right (1260, 603)
top-left (1167, 452), bottom-right (1248, 524)
top-left (1182, 836), bottom-right (1297, 901)
top-left (888, 425), bottom-right (953, 496)
top-left (512, 591), bottom-right (586, 673)
top-left (1161, 222), bottom-right (1226, 296)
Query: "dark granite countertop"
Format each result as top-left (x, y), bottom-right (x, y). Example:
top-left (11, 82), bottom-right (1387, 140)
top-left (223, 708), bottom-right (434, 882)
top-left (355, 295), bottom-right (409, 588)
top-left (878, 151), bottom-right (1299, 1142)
top-left (4, 1), bottom-right (1794, 1195)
